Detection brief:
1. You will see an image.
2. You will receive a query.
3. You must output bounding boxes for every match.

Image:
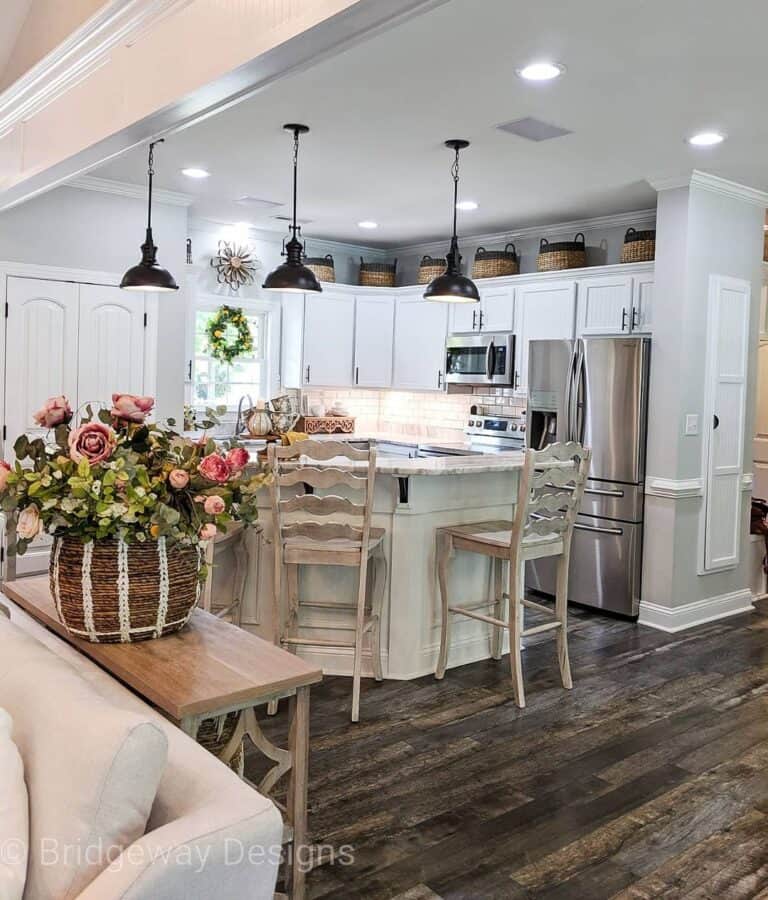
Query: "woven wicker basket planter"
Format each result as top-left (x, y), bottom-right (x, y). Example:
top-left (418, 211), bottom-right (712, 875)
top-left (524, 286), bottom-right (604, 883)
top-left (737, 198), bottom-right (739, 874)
top-left (359, 257), bottom-right (397, 287)
top-left (304, 254), bottom-right (335, 283)
top-left (620, 228), bottom-right (656, 263)
top-left (417, 255), bottom-right (447, 285)
top-left (197, 712), bottom-right (244, 774)
top-left (50, 536), bottom-right (202, 643)
top-left (472, 243), bottom-right (519, 278)
top-left (537, 233), bottom-right (587, 272)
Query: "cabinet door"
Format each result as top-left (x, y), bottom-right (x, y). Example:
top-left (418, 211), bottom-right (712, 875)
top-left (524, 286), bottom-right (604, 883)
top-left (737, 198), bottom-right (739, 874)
top-left (393, 293), bottom-right (448, 390)
top-left (632, 274), bottom-right (654, 333)
top-left (5, 277), bottom-right (79, 453)
top-left (516, 280), bottom-right (577, 393)
top-left (449, 302), bottom-right (478, 333)
top-left (302, 292), bottom-right (354, 386)
top-left (78, 285), bottom-right (146, 405)
top-left (577, 275), bottom-right (633, 335)
top-left (760, 281), bottom-right (768, 342)
top-left (354, 294), bottom-right (394, 387)
top-left (480, 285), bottom-right (515, 332)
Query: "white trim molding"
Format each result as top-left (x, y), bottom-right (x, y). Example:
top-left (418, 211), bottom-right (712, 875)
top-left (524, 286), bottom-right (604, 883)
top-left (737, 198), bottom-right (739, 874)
top-left (0, 0), bottom-right (194, 136)
top-left (645, 476), bottom-right (704, 499)
top-left (742, 472), bottom-right (754, 491)
top-left (638, 589), bottom-right (754, 633)
top-left (648, 170), bottom-right (768, 207)
top-left (68, 175), bottom-right (193, 208)
top-left (389, 208), bottom-right (657, 256)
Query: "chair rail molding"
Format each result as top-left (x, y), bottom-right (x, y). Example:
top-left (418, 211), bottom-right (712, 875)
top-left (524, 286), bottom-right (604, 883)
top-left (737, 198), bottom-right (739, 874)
top-left (0, 0), bottom-right (194, 136)
top-left (645, 476), bottom-right (704, 499)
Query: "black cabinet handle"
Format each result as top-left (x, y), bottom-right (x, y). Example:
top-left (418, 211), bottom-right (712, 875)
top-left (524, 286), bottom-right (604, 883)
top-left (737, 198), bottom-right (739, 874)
top-left (305, 365), bottom-right (310, 383)
top-left (631, 307), bottom-right (639, 330)
top-left (187, 359), bottom-right (192, 380)
top-left (437, 370), bottom-right (443, 388)
top-left (713, 414), bottom-right (719, 430)
top-left (472, 310), bottom-right (477, 330)
top-left (621, 307), bottom-right (628, 331)
top-left (355, 366), bottom-right (359, 385)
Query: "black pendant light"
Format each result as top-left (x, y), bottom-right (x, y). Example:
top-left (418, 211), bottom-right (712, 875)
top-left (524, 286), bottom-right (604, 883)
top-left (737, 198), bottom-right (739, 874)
top-left (263, 124), bottom-right (322, 294)
top-left (424, 139), bottom-right (480, 303)
top-left (120, 139), bottom-right (179, 293)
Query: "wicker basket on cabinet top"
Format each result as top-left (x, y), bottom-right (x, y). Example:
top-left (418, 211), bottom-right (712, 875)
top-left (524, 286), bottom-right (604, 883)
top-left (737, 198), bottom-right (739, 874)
top-left (417, 255), bottom-right (447, 284)
top-left (472, 243), bottom-right (519, 278)
top-left (620, 228), bottom-right (655, 263)
top-left (304, 254), bottom-right (335, 283)
top-left (537, 233), bottom-right (587, 272)
top-left (359, 257), bottom-right (397, 287)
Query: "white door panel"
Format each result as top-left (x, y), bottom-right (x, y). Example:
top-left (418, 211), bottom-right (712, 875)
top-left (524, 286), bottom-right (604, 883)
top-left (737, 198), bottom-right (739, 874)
top-left (5, 277), bottom-right (79, 454)
top-left (78, 285), bottom-right (145, 406)
top-left (393, 293), bottom-right (448, 391)
top-left (577, 276), bottom-right (633, 335)
top-left (354, 295), bottom-right (394, 387)
top-left (480, 286), bottom-right (514, 332)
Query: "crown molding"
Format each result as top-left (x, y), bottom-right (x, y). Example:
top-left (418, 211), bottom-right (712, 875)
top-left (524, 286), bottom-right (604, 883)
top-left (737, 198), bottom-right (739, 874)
top-left (68, 174), bottom-right (194, 207)
top-left (648, 170), bottom-right (768, 207)
top-left (387, 208), bottom-right (657, 255)
top-left (0, 0), bottom-right (194, 135)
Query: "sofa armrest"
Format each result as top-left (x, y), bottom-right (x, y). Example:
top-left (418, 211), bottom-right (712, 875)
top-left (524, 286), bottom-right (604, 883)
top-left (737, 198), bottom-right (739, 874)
top-left (76, 800), bottom-right (283, 900)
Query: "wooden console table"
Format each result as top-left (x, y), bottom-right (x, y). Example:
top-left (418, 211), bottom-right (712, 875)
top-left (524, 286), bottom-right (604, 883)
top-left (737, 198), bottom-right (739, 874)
top-left (1, 575), bottom-right (322, 900)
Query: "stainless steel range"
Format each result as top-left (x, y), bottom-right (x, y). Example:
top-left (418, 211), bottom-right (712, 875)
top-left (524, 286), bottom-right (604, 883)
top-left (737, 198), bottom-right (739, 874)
top-left (417, 413), bottom-right (526, 457)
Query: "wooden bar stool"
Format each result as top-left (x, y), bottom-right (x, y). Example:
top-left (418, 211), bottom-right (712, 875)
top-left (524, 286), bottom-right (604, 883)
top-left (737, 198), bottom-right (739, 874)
top-left (199, 522), bottom-right (256, 627)
top-left (268, 440), bottom-right (386, 722)
top-left (435, 442), bottom-right (591, 708)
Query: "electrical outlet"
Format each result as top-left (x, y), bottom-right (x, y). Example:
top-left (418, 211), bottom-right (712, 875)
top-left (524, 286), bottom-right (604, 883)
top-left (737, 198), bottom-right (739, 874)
top-left (685, 414), bottom-right (699, 436)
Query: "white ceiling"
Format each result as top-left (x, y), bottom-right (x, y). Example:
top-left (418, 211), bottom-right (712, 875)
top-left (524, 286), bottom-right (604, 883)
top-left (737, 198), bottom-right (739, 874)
top-left (93, 0), bottom-right (768, 248)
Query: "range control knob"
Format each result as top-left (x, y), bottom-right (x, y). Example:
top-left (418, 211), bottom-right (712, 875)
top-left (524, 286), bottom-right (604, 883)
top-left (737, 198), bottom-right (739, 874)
top-left (519, 424), bottom-right (526, 433)
top-left (510, 423), bottom-right (518, 431)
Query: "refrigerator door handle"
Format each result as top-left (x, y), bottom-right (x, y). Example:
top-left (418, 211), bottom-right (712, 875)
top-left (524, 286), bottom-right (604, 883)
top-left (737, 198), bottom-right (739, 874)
top-left (585, 486), bottom-right (625, 498)
top-left (564, 345), bottom-right (579, 442)
top-left (575, 341), bottom-right (586, 444)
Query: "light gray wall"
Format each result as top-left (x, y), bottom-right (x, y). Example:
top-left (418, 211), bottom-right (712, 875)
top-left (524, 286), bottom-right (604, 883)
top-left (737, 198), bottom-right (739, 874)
top-left (0, 186), bottom-right (188, 422)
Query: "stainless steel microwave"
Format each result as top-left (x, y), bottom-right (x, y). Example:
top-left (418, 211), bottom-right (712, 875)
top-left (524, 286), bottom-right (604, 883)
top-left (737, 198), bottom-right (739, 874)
top-left (445, 332), bottom-right (516, 386)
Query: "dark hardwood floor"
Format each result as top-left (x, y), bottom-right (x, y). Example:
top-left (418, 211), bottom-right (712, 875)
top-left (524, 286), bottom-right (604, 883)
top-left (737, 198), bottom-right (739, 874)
top-left (246, 598), bottom-right (768, 899)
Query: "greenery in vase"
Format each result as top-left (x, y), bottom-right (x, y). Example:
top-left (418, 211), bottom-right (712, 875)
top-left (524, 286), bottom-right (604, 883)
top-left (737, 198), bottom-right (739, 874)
top-left (0, 393), bottom-right (269, 558)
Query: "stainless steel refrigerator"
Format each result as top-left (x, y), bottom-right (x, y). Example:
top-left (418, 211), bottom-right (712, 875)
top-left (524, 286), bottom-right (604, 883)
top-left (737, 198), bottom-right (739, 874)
top-left (525, 337), bottom-right (650, 618)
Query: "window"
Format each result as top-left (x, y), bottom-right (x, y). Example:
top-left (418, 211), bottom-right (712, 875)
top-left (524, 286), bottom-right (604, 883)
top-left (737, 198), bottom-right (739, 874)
top-left (191, 304), bottom-right (270, 409)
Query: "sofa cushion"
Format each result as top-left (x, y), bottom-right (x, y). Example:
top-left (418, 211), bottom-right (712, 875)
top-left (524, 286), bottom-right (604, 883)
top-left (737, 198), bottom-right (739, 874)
top-left (0, 617), bottom-right (168, 900)
top-left (0, 708), bottom-right (28, 900)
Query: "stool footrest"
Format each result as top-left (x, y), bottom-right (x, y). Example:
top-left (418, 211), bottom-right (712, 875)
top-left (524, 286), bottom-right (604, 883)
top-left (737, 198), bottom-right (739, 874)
top-left (521, 597), bottom-right (556, 616)
top-left (448, 606), bottom-right (505, 628)
top-left (521, 621), bottom-right (562, 637)
top-left (282, 636), bottom-right (357, 648)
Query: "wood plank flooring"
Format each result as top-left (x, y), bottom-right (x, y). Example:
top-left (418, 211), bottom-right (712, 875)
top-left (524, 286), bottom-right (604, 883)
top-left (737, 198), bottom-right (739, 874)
top-left (245, 598), bottom-right (768, 899)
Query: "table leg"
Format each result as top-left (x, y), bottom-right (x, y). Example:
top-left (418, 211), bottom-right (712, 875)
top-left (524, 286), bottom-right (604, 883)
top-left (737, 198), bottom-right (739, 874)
top-left (286, 685), bottom-right (310, 900)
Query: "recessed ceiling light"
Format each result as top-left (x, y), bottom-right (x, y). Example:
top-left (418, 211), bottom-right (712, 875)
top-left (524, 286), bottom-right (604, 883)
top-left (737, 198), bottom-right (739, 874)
top-left (181, 167), bottom-right (210, 179)
top-left (358, 220), bottom-right (378, 229)
top-left (687, 131), bottom-right (726, 147)
top-left (456, 200), bottom-right (479, 211)
top-left (516, 62), bottom-right (565, 82)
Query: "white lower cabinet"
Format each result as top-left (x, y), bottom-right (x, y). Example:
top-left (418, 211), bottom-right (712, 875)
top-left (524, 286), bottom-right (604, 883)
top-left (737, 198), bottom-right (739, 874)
top-left (515, 280), bottom-right (578, 393)
top-left (393, 293), bottom-right (448, 391)
top-left (354, 294), bottom-right (394, 387)
top-left (302, 292), bottom-right (355, 387)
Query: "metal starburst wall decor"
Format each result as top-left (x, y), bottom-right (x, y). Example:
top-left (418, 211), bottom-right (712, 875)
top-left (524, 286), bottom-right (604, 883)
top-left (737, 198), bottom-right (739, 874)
top-left (210, 240), bottom-right (259, 290)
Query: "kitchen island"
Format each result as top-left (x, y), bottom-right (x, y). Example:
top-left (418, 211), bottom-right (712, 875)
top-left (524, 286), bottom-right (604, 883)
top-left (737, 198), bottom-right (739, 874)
top-left (234, 440), bottom-right (525, 680)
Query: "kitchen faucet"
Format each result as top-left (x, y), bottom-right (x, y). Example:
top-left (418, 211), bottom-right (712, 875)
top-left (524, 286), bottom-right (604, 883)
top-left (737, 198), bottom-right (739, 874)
top-left (234, 394), bottom-right (254, 436)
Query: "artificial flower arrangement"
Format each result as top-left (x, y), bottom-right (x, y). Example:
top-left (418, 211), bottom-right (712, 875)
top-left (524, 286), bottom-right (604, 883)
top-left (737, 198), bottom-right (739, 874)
top-left (0, 394), bottom-right (268, 643)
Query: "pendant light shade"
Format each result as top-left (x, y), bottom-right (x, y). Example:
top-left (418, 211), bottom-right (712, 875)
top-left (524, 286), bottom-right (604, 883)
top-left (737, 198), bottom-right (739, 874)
top-left (120, 139), bottom-right (178, 293)
top-left (263, 124), bottom-right (322, 294)
top-left (424, 139), bottom-right (480, 304)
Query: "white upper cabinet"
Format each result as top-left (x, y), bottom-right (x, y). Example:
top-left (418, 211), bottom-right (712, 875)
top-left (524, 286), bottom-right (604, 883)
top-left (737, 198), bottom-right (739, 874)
top-left (449, 285), bottom-right (514, 333)
top-left (354, 294), bottom-right (394, 387)
top-left (515, 280), bottom-right (577, 393)
top-left (5, 277), bottom-right (79, 452)
top-left (302, 292), bottom-right (355, 387)
top-left (393, 293), bottom-right (448, 391)
top-left (78, 284), bottom-right (146, 405)
top-left (576, 272), bottom-right (654, 336)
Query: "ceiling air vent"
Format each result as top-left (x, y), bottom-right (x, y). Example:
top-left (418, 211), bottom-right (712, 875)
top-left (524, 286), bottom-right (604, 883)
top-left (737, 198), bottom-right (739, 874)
top-left (236, 196), bottom-right (283, 210)
top-left (496, 117), bottom-right (572, 142)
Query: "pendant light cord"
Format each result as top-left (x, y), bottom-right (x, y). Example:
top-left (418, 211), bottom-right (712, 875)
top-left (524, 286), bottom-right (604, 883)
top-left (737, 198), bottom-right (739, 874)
top-left (146, 138), bottom-right (164, 232)
top-left (451, 146), bottom-right (460, 241)
top-left (291, 128), bottom-right (300, 238)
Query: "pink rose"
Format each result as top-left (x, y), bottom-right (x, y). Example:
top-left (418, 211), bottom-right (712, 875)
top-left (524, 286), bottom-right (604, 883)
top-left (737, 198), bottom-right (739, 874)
top-left (204, 495), bottom-right (225, 516)
top-left (168, 469), bottom-right (189, 489)
top-left (111, 393), bottom-right (155, 423)
top-left (17, 505), bottom-right (41, 540)
top-left (0, 461), bottom-right (11, 492)
top-left (199, 523), bottom-right (217, 541)
top-left (33, 396), bottom-right (72, 429)
top-left (226, 447), bottom-right (250, 473)
top-left (68, 422), bottom-right (116, 466)
top-left (198, 453), bottom-right (231, 484)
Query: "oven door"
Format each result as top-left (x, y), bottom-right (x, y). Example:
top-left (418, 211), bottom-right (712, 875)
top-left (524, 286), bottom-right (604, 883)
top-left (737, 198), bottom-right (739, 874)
top-left (445, 333), bottom-right (514, 385)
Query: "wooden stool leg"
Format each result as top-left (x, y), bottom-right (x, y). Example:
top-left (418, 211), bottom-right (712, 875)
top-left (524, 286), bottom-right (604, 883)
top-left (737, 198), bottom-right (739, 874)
top-left (370, 546), bottom-right (385, 682)
top-left (491, 557), bottom-right (504, 660)
top-left (435, 531), bottom-right (452, 680)
top-left (285, 563), bottom-right (300, 655)
top-left (231, 529), bottom-right (250, 628)
top-left (508, 558), bottom-right (525, 708)
top-left (269, 535), bottom-right (284, 718)
top-left (199, 540), bottom-right (215, 612)
top-left (351, 554), bottom-right (370, 723)
top-left (555, 554), bottom-right (573, 690)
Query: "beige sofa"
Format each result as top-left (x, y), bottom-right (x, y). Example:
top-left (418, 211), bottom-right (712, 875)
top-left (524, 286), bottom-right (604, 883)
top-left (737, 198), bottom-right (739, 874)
top-left (0, 597), bottom-right (283, 900)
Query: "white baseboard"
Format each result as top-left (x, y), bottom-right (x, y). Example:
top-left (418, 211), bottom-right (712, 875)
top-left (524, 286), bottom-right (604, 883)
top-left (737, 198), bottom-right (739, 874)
top-left (638, 589), bottom-right (754, 633)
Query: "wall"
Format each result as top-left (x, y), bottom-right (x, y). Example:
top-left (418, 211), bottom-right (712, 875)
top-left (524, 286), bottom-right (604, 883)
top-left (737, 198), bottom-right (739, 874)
top-left (0, 185), bottom-right (188, 421)
top-left (391, 214), bottom-right (656, 285)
